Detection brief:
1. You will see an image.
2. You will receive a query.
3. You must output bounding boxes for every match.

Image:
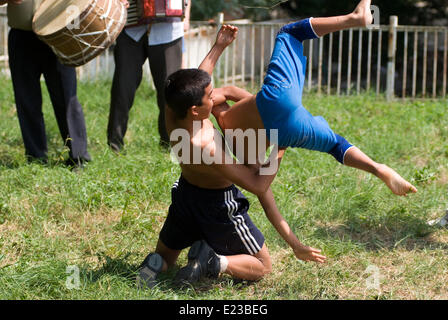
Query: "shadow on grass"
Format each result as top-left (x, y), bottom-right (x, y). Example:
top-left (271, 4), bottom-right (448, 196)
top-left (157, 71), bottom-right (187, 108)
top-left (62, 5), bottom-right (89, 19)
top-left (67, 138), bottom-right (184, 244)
top-left (0, 150), bottom-right (24, 169)
top-left (165, 277), bottom-right (255, 294)
top-left (82, 253), bottom-right (139, 283)
top-left (0, 153), bottom-right (83, 171)
top-left (0, 158), bottom-right (22, 169)
top-left (313, 206), bottom-right (448, 251)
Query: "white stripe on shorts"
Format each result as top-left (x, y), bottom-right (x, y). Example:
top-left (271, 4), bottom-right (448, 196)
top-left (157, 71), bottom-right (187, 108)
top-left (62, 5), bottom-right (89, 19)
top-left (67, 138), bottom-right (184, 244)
top-left (225, 190), bottom-right (261, 255)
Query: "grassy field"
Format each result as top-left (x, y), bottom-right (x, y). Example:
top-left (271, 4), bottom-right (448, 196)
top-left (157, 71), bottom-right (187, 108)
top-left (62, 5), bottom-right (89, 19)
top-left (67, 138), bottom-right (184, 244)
top-left (0, 78), bottom-right (447, 300)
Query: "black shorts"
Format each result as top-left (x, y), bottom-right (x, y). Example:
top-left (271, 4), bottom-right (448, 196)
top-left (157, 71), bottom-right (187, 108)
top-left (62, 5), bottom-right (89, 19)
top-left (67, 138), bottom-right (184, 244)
top-left (159, 176), bottom-right (265, 256)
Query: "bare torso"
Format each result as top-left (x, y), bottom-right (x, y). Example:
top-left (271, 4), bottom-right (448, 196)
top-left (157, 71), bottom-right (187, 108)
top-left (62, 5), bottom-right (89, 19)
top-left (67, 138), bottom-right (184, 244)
top-left (166, 108), bottom-right (234, 189)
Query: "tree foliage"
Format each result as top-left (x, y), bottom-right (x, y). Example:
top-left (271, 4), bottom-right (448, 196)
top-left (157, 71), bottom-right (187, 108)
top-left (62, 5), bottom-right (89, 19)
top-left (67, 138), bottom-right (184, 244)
top-left (190, 0), bottom-right (235, 21)
top-left (191, 0), bottom-right (281, 21)
top-left (279, 0), bottom-right (448, 25)
top-left (191, 0), bottom-right (448, 25)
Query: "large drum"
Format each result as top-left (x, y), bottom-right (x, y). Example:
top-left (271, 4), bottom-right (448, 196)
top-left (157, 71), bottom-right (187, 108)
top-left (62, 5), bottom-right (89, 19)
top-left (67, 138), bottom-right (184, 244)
top-left (32, 0), bottom-right (127, 67)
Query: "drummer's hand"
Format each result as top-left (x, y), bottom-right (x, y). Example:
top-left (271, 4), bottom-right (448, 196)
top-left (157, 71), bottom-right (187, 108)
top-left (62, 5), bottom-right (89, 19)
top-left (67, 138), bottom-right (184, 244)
top-left (215, 25), bottom-right (238, 49)
top-left (119, 0), bottom-right (129, 8)
top-left (184, 19), bottom-right (190, 33)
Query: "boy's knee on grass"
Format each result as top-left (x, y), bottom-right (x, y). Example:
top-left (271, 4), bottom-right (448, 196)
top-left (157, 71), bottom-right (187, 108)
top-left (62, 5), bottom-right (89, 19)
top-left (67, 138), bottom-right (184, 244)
top-left (261, 262), bottom-right (272, 278)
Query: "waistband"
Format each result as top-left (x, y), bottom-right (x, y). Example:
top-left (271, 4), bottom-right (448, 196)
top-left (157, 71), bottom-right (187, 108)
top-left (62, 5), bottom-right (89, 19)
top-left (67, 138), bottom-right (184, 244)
top-left (175, 175), bottom-right (237, 199)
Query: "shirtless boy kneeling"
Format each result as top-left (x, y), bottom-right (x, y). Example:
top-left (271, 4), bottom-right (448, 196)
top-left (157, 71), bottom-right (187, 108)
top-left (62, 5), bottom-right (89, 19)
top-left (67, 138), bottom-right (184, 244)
top-left (136, 26), bottom-right (325, 288)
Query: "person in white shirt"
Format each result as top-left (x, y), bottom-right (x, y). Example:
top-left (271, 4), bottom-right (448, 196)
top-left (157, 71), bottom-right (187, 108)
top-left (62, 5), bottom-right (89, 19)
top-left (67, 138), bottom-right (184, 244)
top-left (107, 0), bottom-right (191, 151)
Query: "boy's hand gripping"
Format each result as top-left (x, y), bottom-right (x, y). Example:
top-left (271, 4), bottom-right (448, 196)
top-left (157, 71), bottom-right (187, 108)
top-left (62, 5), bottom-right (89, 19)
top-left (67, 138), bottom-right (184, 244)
top-left (215, 25), bottom-right (238, 49)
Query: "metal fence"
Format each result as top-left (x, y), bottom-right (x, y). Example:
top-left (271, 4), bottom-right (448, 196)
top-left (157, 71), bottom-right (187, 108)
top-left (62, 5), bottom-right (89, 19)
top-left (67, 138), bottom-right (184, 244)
top-left (1, 9), bottom-right (447, 100)
top-left (214, 16), bottom-right (448, 100)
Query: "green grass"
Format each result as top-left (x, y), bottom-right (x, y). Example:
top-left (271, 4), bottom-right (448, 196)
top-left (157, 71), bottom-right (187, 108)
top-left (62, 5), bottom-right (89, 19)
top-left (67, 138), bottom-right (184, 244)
top-left (0, 78), bottom-right (447, 300)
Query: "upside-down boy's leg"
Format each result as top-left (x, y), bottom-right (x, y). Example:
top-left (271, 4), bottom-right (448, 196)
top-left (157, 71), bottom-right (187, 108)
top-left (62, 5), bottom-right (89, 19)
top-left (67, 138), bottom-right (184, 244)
top-left (343, 146), bottom-right (418, 196)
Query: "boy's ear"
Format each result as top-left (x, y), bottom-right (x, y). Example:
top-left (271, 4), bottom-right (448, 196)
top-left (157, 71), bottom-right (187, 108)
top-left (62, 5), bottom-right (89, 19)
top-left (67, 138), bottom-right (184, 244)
top-left (190, 105), bottom-right (200, 116)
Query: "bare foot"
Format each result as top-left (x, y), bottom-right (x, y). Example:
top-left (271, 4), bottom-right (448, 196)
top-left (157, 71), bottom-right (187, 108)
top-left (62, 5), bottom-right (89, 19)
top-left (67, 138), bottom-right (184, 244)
top-left (352, 0), bottom-right (373, 27)
top-left (376, 164), bottom-right (418, 196)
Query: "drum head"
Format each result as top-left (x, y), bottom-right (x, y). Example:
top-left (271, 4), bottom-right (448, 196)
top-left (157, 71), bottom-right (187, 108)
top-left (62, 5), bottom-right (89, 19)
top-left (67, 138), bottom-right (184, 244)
top-left (33, 0), bottom-right (92, 36)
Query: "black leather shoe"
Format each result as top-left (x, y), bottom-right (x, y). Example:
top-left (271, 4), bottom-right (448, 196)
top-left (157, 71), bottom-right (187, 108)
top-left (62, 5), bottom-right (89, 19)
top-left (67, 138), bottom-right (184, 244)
top-left (136, 253), bottom-right (164, 289)
top-left (64, 157), bottom-right (89, 171)
top-left (174, 240), bottom-right (220, 285)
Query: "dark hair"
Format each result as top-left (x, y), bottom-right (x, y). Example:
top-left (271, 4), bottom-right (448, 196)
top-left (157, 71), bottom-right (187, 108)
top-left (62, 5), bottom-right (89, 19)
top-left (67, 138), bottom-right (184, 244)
top-left (165, 69), bottom-right (211, 119)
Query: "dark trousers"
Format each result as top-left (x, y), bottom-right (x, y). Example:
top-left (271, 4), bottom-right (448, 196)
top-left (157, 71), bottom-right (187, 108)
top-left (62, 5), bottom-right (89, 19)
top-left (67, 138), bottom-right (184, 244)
top-left (107, 31), bottom-right (182, 150)
top-left (8, 29), bottom-right (90, 162)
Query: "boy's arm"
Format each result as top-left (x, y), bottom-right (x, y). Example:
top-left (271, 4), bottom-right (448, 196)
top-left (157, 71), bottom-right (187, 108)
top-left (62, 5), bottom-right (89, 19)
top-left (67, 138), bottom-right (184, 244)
top-left (199, 25), bottom-right (238, 75)
top-left (258, 188), bottom-right (327, 264)
top-left (209, 145), bottom-right (285, 197)
top-left (212, 86), bottom-right (253, 105)
top-left (183, 0), bottom-right (191, 32)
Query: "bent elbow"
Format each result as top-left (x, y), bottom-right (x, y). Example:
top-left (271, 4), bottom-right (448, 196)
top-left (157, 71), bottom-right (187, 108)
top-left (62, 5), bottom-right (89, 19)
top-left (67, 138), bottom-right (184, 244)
top-left (253, 183), bottom-right (270, 197)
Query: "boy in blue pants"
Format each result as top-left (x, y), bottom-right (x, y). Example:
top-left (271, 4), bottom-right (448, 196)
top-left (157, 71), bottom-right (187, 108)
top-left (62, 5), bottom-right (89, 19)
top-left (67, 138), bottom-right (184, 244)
top-left (212, 0), bottom-right (417, 197)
